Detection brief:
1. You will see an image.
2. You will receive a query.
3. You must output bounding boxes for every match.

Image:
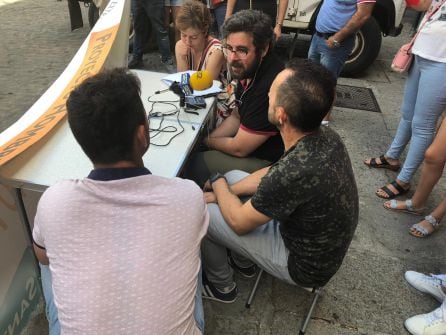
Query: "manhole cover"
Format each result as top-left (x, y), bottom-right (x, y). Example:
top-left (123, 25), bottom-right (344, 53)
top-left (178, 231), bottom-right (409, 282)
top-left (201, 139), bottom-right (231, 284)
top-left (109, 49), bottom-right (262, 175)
top-left (334, 85), bottom-right (381, 113)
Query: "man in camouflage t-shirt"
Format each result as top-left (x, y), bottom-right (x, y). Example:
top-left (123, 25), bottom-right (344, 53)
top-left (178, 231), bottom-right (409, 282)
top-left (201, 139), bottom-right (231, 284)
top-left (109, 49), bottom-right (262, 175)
top-left (201, 59), bottom-right (358, 302)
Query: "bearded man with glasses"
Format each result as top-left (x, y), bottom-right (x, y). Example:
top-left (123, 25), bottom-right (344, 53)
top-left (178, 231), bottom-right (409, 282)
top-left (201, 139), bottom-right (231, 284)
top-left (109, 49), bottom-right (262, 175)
top-left (184, 9), bottom-right (284, 187)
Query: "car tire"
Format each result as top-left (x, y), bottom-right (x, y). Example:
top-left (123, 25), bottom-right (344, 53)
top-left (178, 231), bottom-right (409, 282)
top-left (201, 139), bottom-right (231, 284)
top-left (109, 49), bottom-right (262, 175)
top-left (341, 16), bottom-right (382, 77)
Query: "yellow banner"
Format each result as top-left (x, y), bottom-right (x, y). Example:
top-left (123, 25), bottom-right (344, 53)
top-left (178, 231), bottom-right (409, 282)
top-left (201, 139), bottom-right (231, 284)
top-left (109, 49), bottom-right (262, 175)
top-left (0, 26), bottom-right (119, 166)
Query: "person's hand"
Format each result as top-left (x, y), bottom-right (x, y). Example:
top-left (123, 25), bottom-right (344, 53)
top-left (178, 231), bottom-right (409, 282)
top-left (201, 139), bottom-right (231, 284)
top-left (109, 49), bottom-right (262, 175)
top-left (274, 24), bottom-right (282, 40)
top-left (204, 192), bottom-right (217, 203)
top-left (203, 179), bottom-right (212, 192)
top-left (325, 37), bottom-right (340, 49)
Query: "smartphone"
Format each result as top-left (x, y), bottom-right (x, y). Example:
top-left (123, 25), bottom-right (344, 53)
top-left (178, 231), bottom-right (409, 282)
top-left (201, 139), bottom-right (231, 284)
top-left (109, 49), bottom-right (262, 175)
top-left (185, 96), bottom-right (206, 109)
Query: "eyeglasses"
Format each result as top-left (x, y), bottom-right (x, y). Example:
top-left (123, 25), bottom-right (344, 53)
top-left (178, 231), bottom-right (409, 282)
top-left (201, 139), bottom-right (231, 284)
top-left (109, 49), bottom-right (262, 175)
top-left (222, 45), bottom-right (251, 59)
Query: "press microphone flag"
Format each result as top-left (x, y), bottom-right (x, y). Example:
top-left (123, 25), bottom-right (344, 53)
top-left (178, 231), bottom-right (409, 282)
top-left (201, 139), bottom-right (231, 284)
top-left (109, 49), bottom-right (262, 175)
top-left (180, 73), bottom-right (193, 96)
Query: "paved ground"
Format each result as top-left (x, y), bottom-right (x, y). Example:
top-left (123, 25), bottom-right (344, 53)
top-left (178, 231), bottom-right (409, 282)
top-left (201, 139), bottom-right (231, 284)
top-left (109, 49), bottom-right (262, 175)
top-left (1, 1), bottom-right (446, 334)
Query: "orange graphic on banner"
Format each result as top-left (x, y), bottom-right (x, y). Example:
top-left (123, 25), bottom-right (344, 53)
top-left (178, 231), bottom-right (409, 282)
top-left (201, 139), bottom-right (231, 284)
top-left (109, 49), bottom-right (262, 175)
top-left (0, 25), bottom-right (119, 167)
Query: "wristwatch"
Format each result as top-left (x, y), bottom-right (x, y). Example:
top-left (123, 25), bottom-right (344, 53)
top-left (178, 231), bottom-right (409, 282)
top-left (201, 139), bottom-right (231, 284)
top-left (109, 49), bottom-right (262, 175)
top-left (332, 38), bottom-right (341, 48)
top-left (209, 173), bottom-right (227, 185)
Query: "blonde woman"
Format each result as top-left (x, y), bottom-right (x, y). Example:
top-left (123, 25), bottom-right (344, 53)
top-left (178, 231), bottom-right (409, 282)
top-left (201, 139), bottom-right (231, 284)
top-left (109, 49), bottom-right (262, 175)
top-left (175, 0), bottom-right (226, 81)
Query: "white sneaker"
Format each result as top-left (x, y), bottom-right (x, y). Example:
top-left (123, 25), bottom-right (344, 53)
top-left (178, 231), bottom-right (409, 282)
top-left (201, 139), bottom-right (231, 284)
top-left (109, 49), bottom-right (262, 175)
top-left (405, 306), bottom-right (446, 335)
top-left (405, 271), bottom-right (446, 302)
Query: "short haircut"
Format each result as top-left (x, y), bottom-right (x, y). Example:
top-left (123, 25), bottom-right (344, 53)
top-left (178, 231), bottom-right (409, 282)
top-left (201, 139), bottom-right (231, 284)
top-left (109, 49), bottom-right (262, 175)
top-left (176, 0), bottom-right (213, 36)
top-left (222, 10), bottom-right (274, 52)
top-left (276, 59), bottom-right (336, 132)
top-left (66, 68), bottom-right (146, 165)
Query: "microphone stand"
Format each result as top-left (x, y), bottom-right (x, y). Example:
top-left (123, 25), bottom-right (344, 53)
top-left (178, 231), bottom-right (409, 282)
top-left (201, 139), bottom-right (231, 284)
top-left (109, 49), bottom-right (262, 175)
top-left (170, 82), bottom-right (186, 114)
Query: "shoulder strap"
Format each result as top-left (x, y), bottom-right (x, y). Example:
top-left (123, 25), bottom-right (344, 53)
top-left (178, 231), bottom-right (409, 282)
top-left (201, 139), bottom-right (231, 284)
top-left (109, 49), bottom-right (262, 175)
top-left (187, 48), bottom-right (193, 71)
top-left (197, 39), bottom-right (221, 71)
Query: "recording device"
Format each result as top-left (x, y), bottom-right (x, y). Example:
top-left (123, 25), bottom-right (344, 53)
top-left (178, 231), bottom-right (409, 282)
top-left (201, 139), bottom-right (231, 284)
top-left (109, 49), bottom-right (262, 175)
top-left (185, 96), bottom-right (206, 110)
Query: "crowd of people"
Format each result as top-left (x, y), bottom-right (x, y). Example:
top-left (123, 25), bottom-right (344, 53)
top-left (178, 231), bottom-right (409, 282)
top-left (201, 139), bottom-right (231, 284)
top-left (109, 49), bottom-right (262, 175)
top-left (33, 0), bottom-right (446, 334)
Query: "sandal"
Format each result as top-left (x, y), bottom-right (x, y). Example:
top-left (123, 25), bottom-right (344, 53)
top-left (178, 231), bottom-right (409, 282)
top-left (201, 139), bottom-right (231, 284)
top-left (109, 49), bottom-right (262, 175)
top-left (383, 199), bottom-right (424, 215)
top-left (410, 215), bottom-right (441, 238)
top-left (364, 155), bottom-right (400, 171)
top-left (376, 180), bottom-right (410, 200)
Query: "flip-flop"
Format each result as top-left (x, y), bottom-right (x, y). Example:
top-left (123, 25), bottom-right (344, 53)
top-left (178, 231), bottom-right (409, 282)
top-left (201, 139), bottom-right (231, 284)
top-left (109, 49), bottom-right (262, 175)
top-left (383, 199), bottom-right (424, 215)
top-left (376, 180), bottom-right (410, 200)
top-left (410, 215), bottom-right (441, 238)
top-left (364, 155), bottom-right (400, 171)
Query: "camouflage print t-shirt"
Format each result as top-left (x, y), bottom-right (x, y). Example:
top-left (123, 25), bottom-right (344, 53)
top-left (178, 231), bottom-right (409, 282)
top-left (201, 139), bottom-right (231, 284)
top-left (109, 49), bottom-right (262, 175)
top-left (251, 127), bottom-right (359, 287)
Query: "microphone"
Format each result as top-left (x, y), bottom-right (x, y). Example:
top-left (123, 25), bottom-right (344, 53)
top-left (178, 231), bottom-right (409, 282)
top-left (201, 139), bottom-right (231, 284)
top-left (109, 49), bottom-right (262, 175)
top-left (155, 70), bottom-right (213, 95)
top-left (189, 70), bottom-right (213, 91)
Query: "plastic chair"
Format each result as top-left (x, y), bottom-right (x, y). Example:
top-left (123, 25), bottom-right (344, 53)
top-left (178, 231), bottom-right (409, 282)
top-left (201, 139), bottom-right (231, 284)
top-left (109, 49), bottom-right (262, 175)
top-left (245, 269), bottom-right (323, 335)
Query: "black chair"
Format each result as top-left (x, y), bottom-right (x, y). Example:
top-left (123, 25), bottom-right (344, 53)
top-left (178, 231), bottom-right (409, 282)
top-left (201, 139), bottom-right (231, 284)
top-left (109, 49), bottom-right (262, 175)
top-left (245, 269), bottom-right (323, 335)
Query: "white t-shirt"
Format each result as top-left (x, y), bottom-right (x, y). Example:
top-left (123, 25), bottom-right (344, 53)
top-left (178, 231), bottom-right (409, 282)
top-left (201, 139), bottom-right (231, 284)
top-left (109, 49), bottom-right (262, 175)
top-left (412, 0), bottom-right (446, 63)
top-left (33, 174), bottom-right (208, 335)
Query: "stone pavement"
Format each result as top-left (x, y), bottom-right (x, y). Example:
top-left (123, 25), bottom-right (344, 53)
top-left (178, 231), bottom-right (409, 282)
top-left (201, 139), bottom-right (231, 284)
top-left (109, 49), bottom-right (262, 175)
top-left (1, 1), bottom-right (445, 334)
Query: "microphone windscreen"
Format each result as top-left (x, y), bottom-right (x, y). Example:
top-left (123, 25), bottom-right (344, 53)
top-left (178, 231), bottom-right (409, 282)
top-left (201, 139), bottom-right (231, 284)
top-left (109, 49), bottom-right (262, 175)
top-left (189, 70), bottom-right (213, 91)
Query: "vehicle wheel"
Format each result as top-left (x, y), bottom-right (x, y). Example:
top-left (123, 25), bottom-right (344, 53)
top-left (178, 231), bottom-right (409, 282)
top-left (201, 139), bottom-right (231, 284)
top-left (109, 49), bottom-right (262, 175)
top-left (88, 2), bottom-right (99, 29)
top-left (341, 16), bottom-right (382, 77)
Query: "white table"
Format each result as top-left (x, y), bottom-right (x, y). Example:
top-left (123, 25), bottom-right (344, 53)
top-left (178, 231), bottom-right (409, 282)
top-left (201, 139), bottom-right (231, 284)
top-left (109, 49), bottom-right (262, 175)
top-left (0, 70), bottom-right (215, 191)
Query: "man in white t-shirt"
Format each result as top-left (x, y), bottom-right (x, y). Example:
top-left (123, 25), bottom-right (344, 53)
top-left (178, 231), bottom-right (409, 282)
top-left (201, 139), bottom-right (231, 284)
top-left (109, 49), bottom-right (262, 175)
top-left (32, 68), bottom-right (208, 334)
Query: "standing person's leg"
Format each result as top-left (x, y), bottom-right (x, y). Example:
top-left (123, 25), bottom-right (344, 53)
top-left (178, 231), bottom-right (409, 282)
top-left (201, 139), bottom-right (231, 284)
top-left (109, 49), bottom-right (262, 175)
top-left (317, 35), bottom-right (355, 123)
top-left (364, 55), bottom-right (422, 171)
top-left (410, 196), bottom-right (446, 237)
top-left (171, 3), bottom-right (182, 42)
top-left (213, 3), bottom-right (227, 37)
top-left (129, 0), bottom-right (148, 68)
top-left (308, 34), bottom-right (323, 65)
top-left (40, 264), bottom-right (60, 335)
top-left (396, 58), bottom-right (446, 184)
top-left (144, 0), bottom-right (173, 64)
top-left (411, 117), bottom-right (446, 207)
top-left (317, 35), bottom-right (355, 79)
top-left (384, 57), bottom-right (422, 163)
top-left (376, 57), bottom-right (446, 198)
top-left (384, 117), bottom-right (446, 212)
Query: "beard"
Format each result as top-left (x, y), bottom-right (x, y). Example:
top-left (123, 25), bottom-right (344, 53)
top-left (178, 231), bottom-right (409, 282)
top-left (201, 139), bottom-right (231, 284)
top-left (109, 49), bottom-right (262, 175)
top-left (229, 53), bottom-right (262, 80)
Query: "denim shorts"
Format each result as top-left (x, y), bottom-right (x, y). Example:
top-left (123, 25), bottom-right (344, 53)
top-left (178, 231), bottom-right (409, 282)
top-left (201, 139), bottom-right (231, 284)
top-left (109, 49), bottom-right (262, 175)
top-left (165, 0), bottom-right (183, 6)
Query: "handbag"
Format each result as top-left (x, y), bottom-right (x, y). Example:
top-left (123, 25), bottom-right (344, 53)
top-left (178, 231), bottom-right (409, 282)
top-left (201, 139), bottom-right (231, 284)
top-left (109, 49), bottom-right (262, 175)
top-left (391, 42), bottom-right (414, 73)
top-left (391, 0), bottom-right (446, 73)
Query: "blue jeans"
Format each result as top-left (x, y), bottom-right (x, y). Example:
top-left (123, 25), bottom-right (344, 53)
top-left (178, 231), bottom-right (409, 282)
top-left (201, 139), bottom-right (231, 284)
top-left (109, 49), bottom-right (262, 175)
top-left (40, 264), bottom-right (204, 333)
top-left (213, 3), bottom-right (226, 38)
top-left (202, 170), bottom-right (294, 290)
top-left (131, 0), bottom-right (171, 62)
top-left (386, 55), bottom-right (446, 183)
top-left (40, 264), bottom-right (60, 335)
top-left (308, 34), bottom-right (355, 79)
